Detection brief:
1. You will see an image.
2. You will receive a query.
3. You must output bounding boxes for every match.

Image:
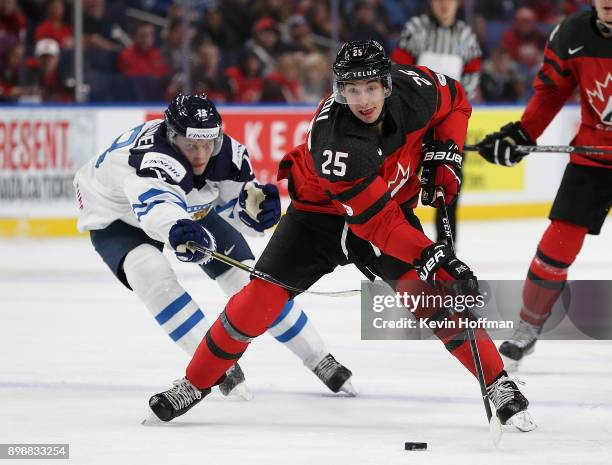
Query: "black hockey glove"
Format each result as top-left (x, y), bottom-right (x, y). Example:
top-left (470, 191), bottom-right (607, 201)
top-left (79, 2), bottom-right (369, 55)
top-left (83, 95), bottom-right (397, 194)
top-left (415, 242), bottom-right (479, 297)
top-left (420, 140), bottom-right (462, 207)
top-left (477, 122), bottom-right (534, 167)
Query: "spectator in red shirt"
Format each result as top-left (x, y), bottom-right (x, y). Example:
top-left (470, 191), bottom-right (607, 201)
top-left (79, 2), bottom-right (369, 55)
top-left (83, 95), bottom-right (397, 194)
top-left (34, 0), bottom-right (73, 49)
top-left (21, 38), bottom-right (73, 102)
top-left (225, 49), bottom-right (264, 103)
top-left (500, 7), bottom-right (547, 62)
top-left (0, 0), bottom-right (26, 63)
top-left (118, 22), bottom-right (171, 78)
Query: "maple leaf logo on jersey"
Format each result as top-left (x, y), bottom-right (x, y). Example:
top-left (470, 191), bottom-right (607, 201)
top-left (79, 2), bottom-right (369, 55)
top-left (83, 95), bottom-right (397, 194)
top-left (388, 161), bottom-right (411, 197)
top-left (586, 73), bottom-right (612, 126)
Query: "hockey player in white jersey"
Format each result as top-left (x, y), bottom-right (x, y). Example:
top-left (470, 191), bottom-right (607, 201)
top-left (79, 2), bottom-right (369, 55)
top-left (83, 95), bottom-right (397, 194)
top-left (73, 93), bottom-right (355, 397)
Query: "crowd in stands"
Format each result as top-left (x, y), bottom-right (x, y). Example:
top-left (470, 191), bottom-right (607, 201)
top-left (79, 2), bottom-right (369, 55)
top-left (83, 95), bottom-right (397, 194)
top-left (0, 0), bottom-right (593, 104)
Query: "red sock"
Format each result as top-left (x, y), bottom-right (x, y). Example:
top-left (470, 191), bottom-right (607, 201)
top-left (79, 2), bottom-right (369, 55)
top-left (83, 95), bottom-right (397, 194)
top-left (396, 270), bottom-right (503, 385)
top-left (520, 220), bottom-right (587, 325)
top-left (187, 279), bottom-right (289, 389)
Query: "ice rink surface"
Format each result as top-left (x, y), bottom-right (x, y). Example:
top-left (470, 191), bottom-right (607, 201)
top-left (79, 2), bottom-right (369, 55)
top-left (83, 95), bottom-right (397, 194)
top-left (1, 219), bottom-right (611, 465)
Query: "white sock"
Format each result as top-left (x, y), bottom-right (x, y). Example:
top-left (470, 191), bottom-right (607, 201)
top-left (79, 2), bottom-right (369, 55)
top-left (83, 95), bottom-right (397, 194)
top-left (123, 244), bottom-right (209, 356)
top-left (216, 266), bottom-right (328, 369)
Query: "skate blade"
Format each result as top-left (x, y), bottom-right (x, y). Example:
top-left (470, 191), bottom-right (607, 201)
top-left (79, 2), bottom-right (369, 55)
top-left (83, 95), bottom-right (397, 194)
top-left (507, 410), bottom-right (537, 432)
top-left (500, 354), bottom-right (521, 373)
top-left (141, 413), bottom-right (165, 426)
top-left (339, 379), bottom-right (358, 397)
top-left (228, 382), bottom-right (253, 401)
top-left (489, 415), bottom-right (503, 448)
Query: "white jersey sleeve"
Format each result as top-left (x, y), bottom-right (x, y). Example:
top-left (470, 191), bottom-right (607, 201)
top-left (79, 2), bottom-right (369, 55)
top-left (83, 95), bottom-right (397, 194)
top-left (74, 119), bottom-right (192, 246)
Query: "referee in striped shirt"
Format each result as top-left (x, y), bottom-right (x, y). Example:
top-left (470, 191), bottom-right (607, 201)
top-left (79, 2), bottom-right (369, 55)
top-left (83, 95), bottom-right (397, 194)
top-left (391, 0), bottom-right (482, 243)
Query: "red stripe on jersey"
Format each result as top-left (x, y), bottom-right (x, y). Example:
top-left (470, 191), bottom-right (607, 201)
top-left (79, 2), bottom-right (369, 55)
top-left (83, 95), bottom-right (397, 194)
top-left (521, 47), bottom-right (576, 141)
top-left (348, 198), bottom-right (433, 265)
top-left (324, 175), bottom-right (389, 220)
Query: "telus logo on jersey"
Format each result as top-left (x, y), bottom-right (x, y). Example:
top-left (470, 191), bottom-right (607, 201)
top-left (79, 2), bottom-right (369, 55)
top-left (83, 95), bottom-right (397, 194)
top-left (140, 152), bottom-right (186, 182)
top-left (586, 73), bottom-right (612, 126)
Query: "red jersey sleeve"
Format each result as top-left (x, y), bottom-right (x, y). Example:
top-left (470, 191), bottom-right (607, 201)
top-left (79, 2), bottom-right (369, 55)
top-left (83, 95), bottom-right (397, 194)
top-left (417, 67), bottom-right (473, 149)
top-left (520, 22), bottom-right (577, 140)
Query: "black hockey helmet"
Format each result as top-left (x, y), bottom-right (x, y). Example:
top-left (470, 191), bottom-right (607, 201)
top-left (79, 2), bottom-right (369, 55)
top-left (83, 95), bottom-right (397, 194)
top-left (165, 93), bottom-right (224, 155)
top-left (332, 40), bottom-right (392, 103)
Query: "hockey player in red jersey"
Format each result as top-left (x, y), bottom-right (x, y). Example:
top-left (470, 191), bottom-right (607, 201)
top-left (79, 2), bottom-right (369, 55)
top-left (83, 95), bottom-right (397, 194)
top-left (477, 0), bottom-right (612, 370)
top-left (147, 40), bottom-right (535, 431)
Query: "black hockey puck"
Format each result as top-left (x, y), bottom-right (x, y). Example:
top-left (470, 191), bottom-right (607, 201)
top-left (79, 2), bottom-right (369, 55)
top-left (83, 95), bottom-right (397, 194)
top-left (404, 442), bottom-right (427, 451)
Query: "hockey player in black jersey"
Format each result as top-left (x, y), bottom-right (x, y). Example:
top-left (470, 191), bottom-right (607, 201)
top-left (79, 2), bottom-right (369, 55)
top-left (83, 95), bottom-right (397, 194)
top-left (148, 41), bottom-right (535, 432)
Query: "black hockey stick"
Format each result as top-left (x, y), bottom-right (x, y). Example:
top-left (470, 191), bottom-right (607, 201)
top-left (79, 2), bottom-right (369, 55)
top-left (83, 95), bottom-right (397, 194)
top-left (435, 190), bottom-right (503, 446)
top-left (184, 241), bottom-right (360, 297)
top-left (463, 144), bottom-right (612, 156)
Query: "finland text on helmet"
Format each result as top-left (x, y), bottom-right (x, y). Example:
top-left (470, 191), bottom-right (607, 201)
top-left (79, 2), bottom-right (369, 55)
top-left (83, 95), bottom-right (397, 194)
top-left (332, 40), bottom-right (392, 104)
top-left (165, 93), bottom-right (224, 156)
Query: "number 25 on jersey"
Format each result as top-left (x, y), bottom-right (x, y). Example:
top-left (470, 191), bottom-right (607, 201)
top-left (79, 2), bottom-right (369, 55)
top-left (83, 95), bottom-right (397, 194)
top-left (321, 150), bottom-right (348, 177)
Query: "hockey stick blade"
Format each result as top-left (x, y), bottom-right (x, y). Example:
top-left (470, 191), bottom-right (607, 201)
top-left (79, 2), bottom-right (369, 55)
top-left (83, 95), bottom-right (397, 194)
top-left (463, 144), bottom-right (612, 156)
top-left (184, 241), bottom-right (360, 297)
top-left (490, 415), bottom-right (503, 449)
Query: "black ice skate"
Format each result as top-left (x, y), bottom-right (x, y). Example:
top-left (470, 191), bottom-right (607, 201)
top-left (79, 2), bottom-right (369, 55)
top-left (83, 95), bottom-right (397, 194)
top-left (499, 320), bottom-right (542, 371)
top-left (219, 363), bottom-right (252, 400)
top-left (487, 372), bottom-right (536, 432)
top-left (312, 354), bottom-right (357, 396)
top-left (149, 377), bottom-right (211, 422)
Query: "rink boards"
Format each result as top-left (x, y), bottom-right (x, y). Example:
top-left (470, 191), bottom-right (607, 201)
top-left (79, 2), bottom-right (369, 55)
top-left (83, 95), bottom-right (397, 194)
top-left (0, 104), bottom-right (581, 237)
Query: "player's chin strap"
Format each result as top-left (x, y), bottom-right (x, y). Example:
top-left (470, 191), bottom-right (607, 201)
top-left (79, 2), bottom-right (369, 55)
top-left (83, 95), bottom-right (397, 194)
top-left (185, 241), bottom-right (360, 298)
top-left (436, 189), bottom-right (504, 448)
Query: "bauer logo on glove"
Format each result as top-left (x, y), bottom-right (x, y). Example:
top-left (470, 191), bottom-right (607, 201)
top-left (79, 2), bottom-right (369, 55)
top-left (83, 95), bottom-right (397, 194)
top-left (422, 146), bottom-right (463, 166)
top-left (420, 140), bottom-right (462, 207)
